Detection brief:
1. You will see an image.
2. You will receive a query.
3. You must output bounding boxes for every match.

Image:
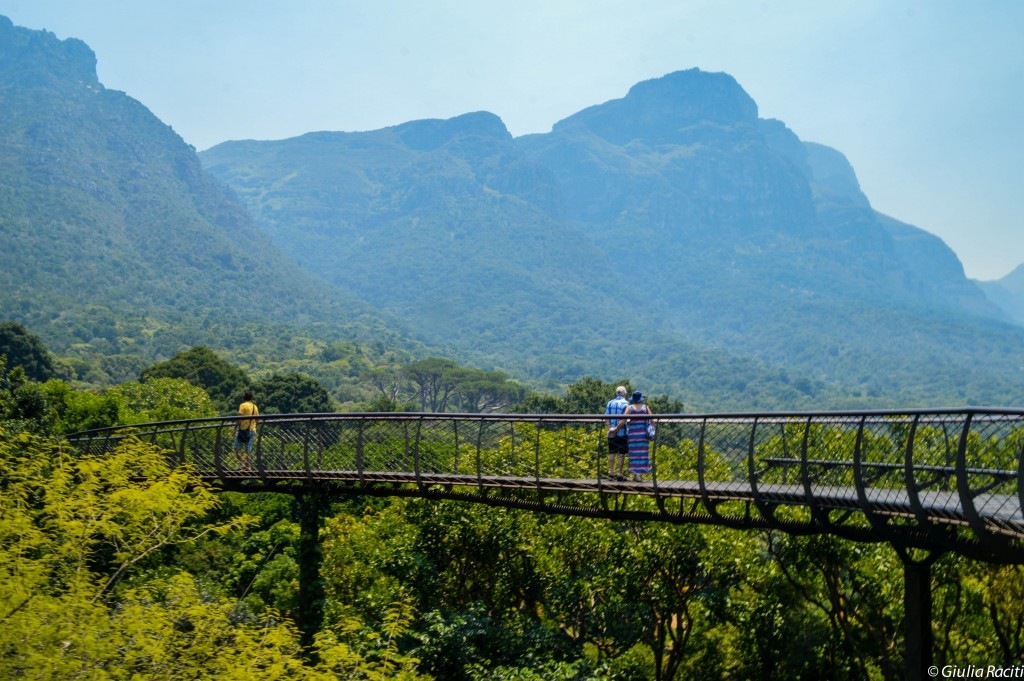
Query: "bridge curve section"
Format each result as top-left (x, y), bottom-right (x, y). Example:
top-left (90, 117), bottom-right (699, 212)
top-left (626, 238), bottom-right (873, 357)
top-left (67, 408), bottom-right (1024, 562)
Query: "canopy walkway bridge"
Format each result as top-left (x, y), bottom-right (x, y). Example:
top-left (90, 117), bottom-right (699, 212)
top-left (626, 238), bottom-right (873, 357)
top-left (69, 408), bottom-right (1024, 561)
top-left (68, 407), bottom-right (1024, 679)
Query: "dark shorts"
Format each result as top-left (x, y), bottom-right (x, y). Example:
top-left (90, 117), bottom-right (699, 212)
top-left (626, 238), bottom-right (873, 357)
top-left (608, 434), bottom-right (629, 455)
top-left (235, 429), bottom-right (255, 453)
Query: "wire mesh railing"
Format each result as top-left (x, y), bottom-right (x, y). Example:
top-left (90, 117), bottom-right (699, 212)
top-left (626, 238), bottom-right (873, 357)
top-left (66, 408), bottom-right (1024, 561)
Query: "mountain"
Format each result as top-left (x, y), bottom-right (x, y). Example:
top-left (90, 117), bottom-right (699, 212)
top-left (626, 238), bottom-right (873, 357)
top-left (201, 114), bottom-right (608, 348)
top-left (800, 140), bottom-right (1002, 319)
top-left (197, 113), bottom-right (778, 405)
top-left (201, 69), bottom-right (1024, 407)
top-left (978, 265), bottom-right (1024, 326)
top-left (0, 16), bottom-right (416, 381)
top-left (5, 14), bottom-right (1021, 408)
top-left (520, 70), bottom-right (1001, 320)
top-left (0, 18), bottom-right (817, 408)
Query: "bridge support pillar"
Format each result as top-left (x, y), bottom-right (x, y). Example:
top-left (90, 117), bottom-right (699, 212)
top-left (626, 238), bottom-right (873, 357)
top-left (297, 492), bottom-right (328, 656)
top-left (902, 551), bottom-right (939, 681)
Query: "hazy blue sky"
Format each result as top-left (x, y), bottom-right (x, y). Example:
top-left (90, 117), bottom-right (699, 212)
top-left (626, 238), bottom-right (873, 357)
top-left (2, 0), bottom-right (1021, 280)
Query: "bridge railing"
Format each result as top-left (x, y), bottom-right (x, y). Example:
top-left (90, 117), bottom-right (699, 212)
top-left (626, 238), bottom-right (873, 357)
top-left (66, 408), bottom-right (1024, 558)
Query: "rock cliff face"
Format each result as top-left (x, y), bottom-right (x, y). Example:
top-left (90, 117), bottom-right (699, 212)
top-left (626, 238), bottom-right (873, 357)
top-left (527, 71), bottom-right (816, 244)
top-left (517, 70), bottom-right (1001, 321)
top-left (802, 142), bottom-right (870, 207)
top-left (553, 69), bottom-right (760, 144)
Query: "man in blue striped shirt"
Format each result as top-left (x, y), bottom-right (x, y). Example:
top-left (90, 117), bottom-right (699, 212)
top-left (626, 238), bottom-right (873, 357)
top-left (605, 386), bottom-right (630, 479)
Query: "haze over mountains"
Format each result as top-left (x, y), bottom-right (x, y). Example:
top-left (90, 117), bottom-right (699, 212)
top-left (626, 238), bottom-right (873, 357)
top-left (3, 16), bottom-right (1023, 408)
top-left (200, 69), bottom-right (1024, 406)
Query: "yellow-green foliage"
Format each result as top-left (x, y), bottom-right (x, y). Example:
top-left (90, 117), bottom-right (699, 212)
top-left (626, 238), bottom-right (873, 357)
top-left (0, 429), bottom-right (431, 679)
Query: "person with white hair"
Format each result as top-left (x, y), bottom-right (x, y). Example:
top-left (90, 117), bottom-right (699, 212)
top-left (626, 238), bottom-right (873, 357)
top-left (605, 386), bottom-right (630, 480)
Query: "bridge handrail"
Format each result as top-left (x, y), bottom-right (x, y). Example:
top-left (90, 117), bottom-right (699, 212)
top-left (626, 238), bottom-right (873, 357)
top-left (63, 406), bottom-right (1024, 441)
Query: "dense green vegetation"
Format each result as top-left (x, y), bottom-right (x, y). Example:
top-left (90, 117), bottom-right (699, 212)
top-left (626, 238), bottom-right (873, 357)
top-left (3, 342), bottom-right (1024, 678)
top-left (0, 322), bottom-right (55, 382)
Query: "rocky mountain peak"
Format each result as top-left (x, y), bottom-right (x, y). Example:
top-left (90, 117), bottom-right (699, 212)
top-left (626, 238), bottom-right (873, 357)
top-left (397, 111), bottom-right (511, 151)
top-left (0, 15), bottom-right (99, 88)
top-left (552, 68), bottom-right (759, 145)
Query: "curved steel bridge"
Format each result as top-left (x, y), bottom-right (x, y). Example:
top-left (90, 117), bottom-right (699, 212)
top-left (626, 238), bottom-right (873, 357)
top-left (68, 407), bottom-right (1024, 563)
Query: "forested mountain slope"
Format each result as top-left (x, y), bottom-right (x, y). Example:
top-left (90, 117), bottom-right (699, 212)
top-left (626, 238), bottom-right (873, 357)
top-left (200, 114), bottom-right (617, 356)
top-left (202, 70), bottom-right (1024, 406)
top-left (199, 114), bottom-right (816, 407)
top-left (0, 17), bottom-right (417, 381)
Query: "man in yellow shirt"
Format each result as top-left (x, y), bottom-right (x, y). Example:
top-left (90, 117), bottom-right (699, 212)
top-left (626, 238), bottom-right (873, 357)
top-left (234, 390), bottom-right (259, 469)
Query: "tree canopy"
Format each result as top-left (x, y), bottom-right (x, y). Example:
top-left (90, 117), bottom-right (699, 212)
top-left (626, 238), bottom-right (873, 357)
top-left (140, 346), bottom-right (249, 412)
top-left (516, 376), bottom-right (683, 415)
top-left (254, 373), bottom-right (335, 414)
top-left (0, 321), bottom-right (56, 382)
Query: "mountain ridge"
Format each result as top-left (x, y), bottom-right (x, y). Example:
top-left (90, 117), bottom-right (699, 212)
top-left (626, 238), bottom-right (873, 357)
top-left (4, 15), bottom-right (1022, 407)
top-left (201, 69), bottom-right (1024, 406)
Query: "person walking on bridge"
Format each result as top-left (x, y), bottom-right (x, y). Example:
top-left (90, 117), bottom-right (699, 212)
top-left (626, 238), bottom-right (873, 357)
top-left (234, 390), bottom-right (259, 470)
top-left (624, 390), bottom-right (653, 480)
top-left (605, 386), bottom-right (630, 480)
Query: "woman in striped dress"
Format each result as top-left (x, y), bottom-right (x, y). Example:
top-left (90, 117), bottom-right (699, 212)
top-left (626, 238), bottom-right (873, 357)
top-left (624, 391), bottom-right (653, 479)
